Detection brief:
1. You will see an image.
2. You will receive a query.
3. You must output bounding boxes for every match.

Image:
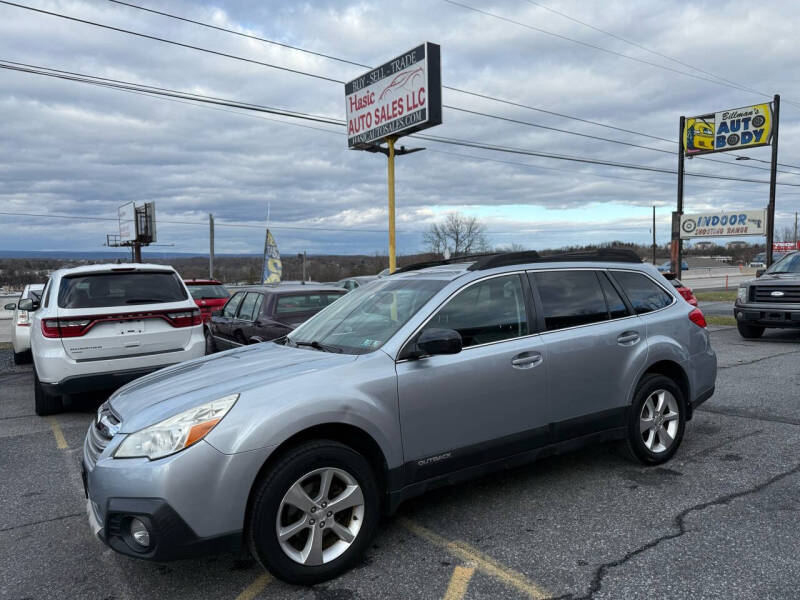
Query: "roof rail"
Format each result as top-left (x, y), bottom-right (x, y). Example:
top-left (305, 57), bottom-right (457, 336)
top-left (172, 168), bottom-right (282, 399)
top-left (393, 252), bottom-right (500, 274)
top-left (468, 248), bottom-right (642, 270)
top-left (396, 248), bottom-right (643, 275)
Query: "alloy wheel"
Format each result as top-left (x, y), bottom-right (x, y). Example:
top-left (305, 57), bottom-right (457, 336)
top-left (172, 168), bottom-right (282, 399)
top-left (639, 389), bottom-right (680, 454)
top-left (275, 467), bottom-right (365, 566)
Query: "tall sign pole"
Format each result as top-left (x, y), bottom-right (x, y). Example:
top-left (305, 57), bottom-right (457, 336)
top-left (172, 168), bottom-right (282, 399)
top-left (766, 94), bottom-right (780, 266)
top-left (673, 115), bottom-right (685, 278)
top-left (209, 213), bottom-right (215, 279)
top-left (387, 137), bottom-right (397, 273)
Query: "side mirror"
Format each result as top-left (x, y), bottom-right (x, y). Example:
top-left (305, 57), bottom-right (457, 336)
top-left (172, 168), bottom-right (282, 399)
top-left (3, 302), bottom-right (16, 311)
top-left (416, 328), bottom-right (462, 357)
top-left (17, 298), bottom-right (38, 311)
top-left (756, 268), bottom-right (766, 278)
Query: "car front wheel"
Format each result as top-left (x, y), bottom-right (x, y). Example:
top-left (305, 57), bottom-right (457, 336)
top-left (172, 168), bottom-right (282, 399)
top-left (247, 440), bottom-right (380, 585)
top-left (626, 374), bottom-right (685, 465)
top-left (737, 322), bottom-right (764, 339)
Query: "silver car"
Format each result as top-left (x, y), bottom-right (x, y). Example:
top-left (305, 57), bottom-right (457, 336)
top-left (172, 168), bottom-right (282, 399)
top-left (82, 250), bottom-right (717, 584)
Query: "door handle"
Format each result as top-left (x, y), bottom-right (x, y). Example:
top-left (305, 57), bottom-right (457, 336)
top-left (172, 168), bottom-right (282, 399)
top-left (617, 331), bottom-right (640, 346)
top-left (511, 352), bottom-right (543, 369)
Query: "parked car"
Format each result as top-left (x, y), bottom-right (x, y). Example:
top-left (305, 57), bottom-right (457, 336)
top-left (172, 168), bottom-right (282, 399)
top-left (335, 276), bottom-right (377, 292)
top-left (205, 284), bottom-right (346, 352)
top-left (28, 264), bottom-right (204, 415)
top-left (657, 260), bottom-right (689, 272)
top-left (3, 283), bottom-right (44, 364)
top-left (184, 279), bottom-right (229, 322)
top-left (82, 250), bottom-right (715, 584)
top-left (663, 275), bottom-right (698, 306)
top-left (735, 251), bottom-right (800, 338)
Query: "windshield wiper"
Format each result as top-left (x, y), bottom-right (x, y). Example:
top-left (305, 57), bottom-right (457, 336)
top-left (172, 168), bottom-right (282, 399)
top-left (293, 340), bottom-right (342, 353)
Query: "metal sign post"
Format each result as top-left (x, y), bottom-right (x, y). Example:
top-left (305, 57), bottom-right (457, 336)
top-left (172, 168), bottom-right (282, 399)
top-left (766, 94), bottom-right (780, 266)
top-left (673, 116), bottom-right (685, 278)
top-left (387, 137), bottom-right (397, 273)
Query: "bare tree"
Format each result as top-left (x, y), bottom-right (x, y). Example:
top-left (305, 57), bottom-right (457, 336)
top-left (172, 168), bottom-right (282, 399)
top-left (423, 212), bottom-right (489, 257)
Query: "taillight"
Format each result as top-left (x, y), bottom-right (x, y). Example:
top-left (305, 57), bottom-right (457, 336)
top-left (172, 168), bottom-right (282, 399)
top-left (42, 318), bottom-right (92, 338)
top-left (688, 308), bottom-right (707, 328)
top-left (167, 309), bottom-right (202, 327)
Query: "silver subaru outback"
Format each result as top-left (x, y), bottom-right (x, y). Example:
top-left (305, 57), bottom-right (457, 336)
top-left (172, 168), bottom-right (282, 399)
top-left (82, 250), bottom-right (717, 584)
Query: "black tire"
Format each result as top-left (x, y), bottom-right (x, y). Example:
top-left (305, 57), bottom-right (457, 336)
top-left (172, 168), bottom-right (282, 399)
top-left (625, 374), bottom-right (686, 465)
top-left (737, 322), bottom-right (765, 339)
top-left (34, 369), bottom-right (63, 416)
top-left (247, 440), bottom-right (380, 585)
top-left (204, 328), bottom-right (217, 355)
top-left (13, 350), bottom-right (32, 365)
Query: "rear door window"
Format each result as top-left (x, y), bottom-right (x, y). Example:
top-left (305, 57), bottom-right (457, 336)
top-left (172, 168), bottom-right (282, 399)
top-left (599, 272), bottom-right (629, 319)
top-left (276, 294), bottom-right (329, 315)
top-left (57, 272), bottom-right (187, 309)
top-left (424, 274), bottom-right (529, 348)
top-left (532, 270), bottom-right (609, 331)
top-left (612, 271), bottom-right (674, 314)
top-left (223, 292), bottom-right (245, 318)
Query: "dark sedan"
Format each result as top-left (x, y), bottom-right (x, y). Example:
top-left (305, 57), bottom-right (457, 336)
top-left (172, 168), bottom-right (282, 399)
top-left (205, 284), bottom-right (347, 352)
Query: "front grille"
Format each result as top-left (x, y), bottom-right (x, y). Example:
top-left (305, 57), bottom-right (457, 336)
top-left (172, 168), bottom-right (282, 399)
top-left (751, 285), bottom-right (800, 303)
top-left (84, 402), bottom-right (119, 468)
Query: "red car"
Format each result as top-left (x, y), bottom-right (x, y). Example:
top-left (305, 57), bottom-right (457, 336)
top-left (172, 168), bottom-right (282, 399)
top-left (183, 279), bottom-right (230, 322)
top-left (666, 276), bottom-right (698, 306)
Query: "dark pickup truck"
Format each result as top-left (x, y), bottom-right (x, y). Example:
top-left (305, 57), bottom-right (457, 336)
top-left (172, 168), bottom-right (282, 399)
top-left (734, 251), bottom-right (800, 338)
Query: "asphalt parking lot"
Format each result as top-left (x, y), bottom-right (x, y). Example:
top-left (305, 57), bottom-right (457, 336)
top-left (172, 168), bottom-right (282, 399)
top-left (2, 325), bottom-right (799, 600)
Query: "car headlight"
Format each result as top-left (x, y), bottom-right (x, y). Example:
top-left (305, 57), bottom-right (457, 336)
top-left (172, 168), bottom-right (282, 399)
top-left (115, 394), bottom-right (238, 460)
top-left (737, 286), bottom-right (748, 302)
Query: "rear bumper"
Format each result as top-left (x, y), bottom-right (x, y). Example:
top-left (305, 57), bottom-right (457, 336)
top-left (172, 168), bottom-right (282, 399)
top-left (42, 365), bottom-right (174, 396)
top-left (11, 324), bottom-right (31, 354)
top-left (734, 303), bottom-right (800, 327)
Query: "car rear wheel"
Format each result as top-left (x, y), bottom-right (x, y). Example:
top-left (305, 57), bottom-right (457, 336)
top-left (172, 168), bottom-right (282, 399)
top-left (247, 440), bottom-right (380, 585)
top-left (13, 350), bottom-right (32, 365)
top-left (625, 374), bottom-right (685, 465)
top-left (737, 322), bottom-right (765, 339)
top-left (34, 369), bottom-right (63, 416)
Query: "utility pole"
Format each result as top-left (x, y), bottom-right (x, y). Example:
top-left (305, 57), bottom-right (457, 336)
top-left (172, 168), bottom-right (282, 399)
top-left (795, 211), bottom-right (798, 248)
top-left (766, 94), bottom-right (780, 266)
top-left (302, 250), bottom-right (307, 282)
top-left (652, 205), bottom-right (656, 266)
top-left (209, 213), bottom-right (215, 279)
top-left (673, 116), bottom-right (685, 278)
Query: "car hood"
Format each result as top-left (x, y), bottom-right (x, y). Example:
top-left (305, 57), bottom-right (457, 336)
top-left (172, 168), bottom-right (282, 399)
top-left (110, 342), bottom-right (358, 432)
top-left (750, 273), bottom-right (800, 284)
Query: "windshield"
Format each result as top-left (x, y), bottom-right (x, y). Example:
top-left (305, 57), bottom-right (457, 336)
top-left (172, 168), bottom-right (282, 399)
top-left (186, 284), bottom-right (229, 299)
top-left (287, 278), bottom-right (448, 355)
top-left (766, 252), bottom-right (800, 274)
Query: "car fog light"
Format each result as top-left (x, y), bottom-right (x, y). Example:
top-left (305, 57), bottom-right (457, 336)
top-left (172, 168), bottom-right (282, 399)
top-left (130, 518), bottom-right (150, 547)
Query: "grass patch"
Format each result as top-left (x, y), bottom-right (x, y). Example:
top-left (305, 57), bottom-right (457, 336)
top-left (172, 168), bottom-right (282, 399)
top-left (694, 290), bottom-right (737, 302)
top-left (706, 315), bottom-right (737, 327)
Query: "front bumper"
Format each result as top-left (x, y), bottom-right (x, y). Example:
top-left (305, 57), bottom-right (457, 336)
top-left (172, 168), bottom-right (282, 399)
top-left (734, 302), bottom-right (800, 328)
top-left (83, 431), bottom-right (275, 561)
top-left (85, 496), bottom-right (242, 561)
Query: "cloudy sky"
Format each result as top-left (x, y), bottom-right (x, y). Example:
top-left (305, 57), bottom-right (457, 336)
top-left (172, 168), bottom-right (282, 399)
top-left (2, 0), bottom-right (800, 257)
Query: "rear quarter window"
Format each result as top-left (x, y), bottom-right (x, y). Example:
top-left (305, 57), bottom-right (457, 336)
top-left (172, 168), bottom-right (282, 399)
top-left (612, 271), bottom-right (673, 314)
top-left (58, 272), bottom-right (188, 309)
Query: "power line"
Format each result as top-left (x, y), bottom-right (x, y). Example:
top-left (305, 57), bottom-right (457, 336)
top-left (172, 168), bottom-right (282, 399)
top-left (99, 0), bottom-right (800, 172)
top-left (11, 0), bottom-right (799, 175)
top-left (444, 0), bottom-right (800, 109)
top-left (6, 60), bottom-right (800, 189)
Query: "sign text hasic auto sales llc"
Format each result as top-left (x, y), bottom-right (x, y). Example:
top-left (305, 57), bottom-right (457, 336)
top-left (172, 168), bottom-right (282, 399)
top-left (345, 43), bottom-right (442, 149)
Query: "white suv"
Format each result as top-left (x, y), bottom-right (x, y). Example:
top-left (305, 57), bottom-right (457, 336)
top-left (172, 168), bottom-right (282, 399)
top-left (3, 283), bottom-right (45, 364)
top-left (27, 264), bottom-right (204, 415)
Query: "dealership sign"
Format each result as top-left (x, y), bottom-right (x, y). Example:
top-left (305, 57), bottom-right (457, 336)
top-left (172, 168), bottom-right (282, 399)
top-left (345, 42), bottom-right (442, 149)
top-left (680, 209), bottom-right (766, 239)
top-left (683, 103), bottom-right (773, 155)
top-left (774, 241), bottom-right (800, 252)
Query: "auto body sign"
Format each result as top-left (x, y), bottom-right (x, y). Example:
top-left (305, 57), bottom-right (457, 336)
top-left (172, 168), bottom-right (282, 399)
top-left (345, 42), bottom-right (441, 148)
top-left (683, 103), bottom-right (773, 155)
top-left (680, 209), bottom-right (766, 239)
